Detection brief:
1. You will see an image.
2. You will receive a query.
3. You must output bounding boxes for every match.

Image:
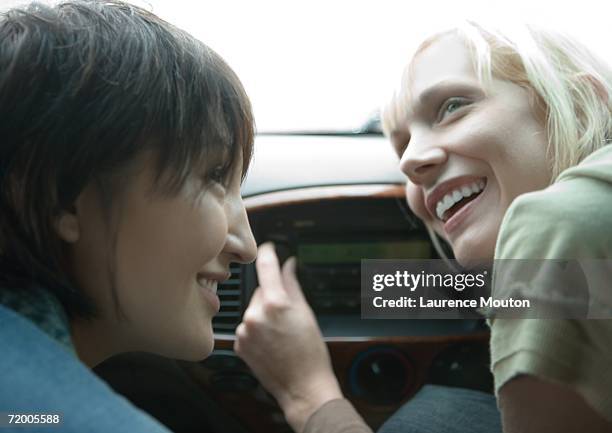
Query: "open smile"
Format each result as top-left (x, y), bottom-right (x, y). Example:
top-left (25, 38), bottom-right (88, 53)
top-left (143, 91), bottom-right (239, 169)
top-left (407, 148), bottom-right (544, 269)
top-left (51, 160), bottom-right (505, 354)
top-left (426, 176), bottom-right (487, 223)
top-left (196, 273), bottom-right (226, 313)
top-left (436, 179), bottom-right (486, 222)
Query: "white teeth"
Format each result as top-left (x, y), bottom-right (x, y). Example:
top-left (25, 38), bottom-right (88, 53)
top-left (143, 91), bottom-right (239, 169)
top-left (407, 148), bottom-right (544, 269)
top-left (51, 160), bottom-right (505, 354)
top-left (435, 180), bottom-right (486, 221)
top-left (443, 194), bottom-right (454, 208)
top-left (197, 277), bottom-right (217, 294)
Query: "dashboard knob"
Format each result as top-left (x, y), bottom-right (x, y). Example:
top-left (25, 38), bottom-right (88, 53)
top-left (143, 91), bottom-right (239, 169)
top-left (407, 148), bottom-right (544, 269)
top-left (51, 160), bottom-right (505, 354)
top-left (349, 347), bottom-right (414, 406)
top-left (428, 342), bottom-right (493, 392)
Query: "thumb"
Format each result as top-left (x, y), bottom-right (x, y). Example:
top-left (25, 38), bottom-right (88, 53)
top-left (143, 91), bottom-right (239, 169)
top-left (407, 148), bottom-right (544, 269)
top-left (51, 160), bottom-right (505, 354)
top-left (281, 257), bottom-right (306, 301)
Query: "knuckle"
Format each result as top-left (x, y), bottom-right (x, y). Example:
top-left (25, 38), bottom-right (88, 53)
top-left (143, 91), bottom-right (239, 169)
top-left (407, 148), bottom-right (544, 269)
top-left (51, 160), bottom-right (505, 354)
top-left (241, 313), bottom-right (261, 329)
top-left (262, 297), bottom-right (289, 313)
top-left (235, 323), bottom-right (248, 340)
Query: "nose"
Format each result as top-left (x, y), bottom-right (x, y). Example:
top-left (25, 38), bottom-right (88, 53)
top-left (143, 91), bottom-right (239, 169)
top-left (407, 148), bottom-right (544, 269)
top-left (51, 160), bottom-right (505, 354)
top-left (399, 133), bottom-right (447, 186)
top-left (225, 198), bottom-right (257, 264)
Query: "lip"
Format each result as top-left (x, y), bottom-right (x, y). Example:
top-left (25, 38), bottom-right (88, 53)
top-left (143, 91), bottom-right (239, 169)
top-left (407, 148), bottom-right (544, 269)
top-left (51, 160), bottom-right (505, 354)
top-left (198, 283), bottom-right (221, 313)
top-left (425, 175), bottom-right (487, 221)
top-left (196, 271), bottom-right (231, 313)
top-left (197, 271), bottom-right (232, 284)
top-left (443, 180), bottom-right (487, 236)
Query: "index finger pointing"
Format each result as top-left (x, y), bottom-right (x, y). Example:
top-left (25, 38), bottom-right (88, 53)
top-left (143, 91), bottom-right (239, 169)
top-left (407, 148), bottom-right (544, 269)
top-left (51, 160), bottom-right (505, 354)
top-left (255, 242), bottom-right (285, 299)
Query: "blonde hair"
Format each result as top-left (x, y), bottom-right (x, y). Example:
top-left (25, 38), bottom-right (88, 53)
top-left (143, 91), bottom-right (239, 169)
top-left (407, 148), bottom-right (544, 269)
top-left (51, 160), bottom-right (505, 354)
top-left (383, 21), bottom-right (612, 180)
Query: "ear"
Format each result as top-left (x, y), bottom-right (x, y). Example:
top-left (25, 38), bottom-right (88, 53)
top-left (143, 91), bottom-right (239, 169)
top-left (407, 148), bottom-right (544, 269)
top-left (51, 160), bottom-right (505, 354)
top-left (576, 72), bottom-right (608, 104)
top-left (55, 204), bottom-right (80, 243)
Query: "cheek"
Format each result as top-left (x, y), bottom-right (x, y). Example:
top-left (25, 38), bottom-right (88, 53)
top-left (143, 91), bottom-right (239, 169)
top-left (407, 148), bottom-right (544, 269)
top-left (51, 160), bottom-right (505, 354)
top-left (117, 195), bottom-right (228, 293)
top-left (405, 182), bottom-right (430, 223)
top-left (485, 117), bottom-right (549, 200)
top-left (196, 202), bottom-right (228, 258)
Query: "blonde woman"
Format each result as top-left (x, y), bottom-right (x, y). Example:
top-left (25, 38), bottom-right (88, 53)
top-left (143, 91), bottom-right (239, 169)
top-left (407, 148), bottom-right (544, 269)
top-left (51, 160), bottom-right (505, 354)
top-left (236, 22), bottom-right (612, 433)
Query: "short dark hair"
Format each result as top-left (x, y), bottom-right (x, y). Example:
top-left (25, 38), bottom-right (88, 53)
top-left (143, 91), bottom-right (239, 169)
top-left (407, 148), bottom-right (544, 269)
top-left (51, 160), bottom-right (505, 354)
top-left (0, 0), bottom-right (255, 319)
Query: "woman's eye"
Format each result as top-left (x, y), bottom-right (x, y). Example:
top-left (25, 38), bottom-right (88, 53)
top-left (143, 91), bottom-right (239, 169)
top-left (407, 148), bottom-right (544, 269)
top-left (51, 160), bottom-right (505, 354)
top-left (437, 97), bottom-right (469, 122)
top-left (446, 101), bottom-right (461, 113)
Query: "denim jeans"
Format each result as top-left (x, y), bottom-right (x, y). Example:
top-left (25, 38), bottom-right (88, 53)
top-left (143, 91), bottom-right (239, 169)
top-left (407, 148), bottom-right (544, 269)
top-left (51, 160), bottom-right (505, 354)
top-left (378, 385), bottom-right (502, 433)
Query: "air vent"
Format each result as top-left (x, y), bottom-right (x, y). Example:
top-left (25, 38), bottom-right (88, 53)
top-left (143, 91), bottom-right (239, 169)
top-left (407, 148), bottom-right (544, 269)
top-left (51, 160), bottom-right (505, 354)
top-left (212, 265), bottom-right (243, 334)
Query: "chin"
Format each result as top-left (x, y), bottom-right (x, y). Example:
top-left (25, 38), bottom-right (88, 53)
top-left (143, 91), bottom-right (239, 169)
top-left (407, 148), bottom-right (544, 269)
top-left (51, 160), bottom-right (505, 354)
top-left (449, 221), bottom-right (497, 266)
top-left (151, 324), bottom-right (215, 361)
top-left (184, 327), bottom-right (215, 361)
top-left (455, 255), bottom-right (491, 271)
top-left (452, 240), bottom-right (495, 270)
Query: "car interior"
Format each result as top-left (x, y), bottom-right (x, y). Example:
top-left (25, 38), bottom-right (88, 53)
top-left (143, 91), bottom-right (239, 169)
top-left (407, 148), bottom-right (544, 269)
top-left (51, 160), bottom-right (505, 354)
top-left (4, 0), bottom-right (612, 431)
top-left (94, 124), bottom-right (493, 433)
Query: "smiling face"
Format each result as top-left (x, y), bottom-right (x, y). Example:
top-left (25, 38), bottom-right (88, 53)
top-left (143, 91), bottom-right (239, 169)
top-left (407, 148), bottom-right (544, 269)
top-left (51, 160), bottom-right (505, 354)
top-left (68, 151), bottom-right (257, 363)
top-left (390, 35), bottom-right (552, 265)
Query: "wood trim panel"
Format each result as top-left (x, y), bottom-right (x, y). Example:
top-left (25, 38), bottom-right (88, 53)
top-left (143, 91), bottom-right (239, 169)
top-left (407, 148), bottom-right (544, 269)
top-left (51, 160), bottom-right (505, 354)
top-left (184, 332), bottom-right (490, 433)
top-left (245, 184), bottom-right (405, 213)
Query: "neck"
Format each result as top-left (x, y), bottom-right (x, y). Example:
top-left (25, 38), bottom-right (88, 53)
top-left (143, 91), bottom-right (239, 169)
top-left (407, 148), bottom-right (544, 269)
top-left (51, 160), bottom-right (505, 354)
top-left (70, 318), bottom-right (119, 367)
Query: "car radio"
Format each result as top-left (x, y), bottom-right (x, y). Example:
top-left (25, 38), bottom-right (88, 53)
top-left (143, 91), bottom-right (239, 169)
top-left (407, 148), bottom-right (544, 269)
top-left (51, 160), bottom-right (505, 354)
top-left (248, 195), bottom-right (438, 320)
top-left (296, 240), bottom-right (432, 314)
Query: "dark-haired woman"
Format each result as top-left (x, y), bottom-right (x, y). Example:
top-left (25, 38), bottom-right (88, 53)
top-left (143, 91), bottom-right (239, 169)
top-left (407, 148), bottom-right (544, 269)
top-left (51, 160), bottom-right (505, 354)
top-left (0, 1), bottom-right (256, 431)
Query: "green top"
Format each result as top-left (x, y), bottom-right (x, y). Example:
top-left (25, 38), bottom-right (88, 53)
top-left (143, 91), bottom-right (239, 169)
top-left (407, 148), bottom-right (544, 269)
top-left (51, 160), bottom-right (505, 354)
top-left (491, 144), bottom-right (612, 422)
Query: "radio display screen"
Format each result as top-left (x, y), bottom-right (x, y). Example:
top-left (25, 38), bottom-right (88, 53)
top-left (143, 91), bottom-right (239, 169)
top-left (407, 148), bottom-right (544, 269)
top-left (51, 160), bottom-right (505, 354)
top-left (298, 240), bottom-right (431, 265)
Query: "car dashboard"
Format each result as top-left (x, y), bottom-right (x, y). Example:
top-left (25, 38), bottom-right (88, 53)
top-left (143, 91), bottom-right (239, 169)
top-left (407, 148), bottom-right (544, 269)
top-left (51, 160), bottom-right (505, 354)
top-left (95, 134), bottom-right (492, 433)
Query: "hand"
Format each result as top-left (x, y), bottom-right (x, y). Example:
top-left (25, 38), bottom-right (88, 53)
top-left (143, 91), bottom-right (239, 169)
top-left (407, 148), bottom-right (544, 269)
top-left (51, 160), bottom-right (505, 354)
top-left (234, 242), bottom-right (343, 433)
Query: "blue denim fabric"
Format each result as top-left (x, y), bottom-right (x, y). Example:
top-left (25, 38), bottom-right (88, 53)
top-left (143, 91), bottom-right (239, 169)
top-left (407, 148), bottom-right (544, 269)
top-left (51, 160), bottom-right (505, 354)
top-left (378, 385), bottom-right (502, 433)
top-left (0, 304), bottom-right (171, 433)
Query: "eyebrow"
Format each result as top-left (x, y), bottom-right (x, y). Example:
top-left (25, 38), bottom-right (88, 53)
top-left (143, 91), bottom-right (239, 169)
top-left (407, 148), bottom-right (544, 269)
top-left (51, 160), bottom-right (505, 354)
top-left (417, 79), bottom-right (481, 110)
